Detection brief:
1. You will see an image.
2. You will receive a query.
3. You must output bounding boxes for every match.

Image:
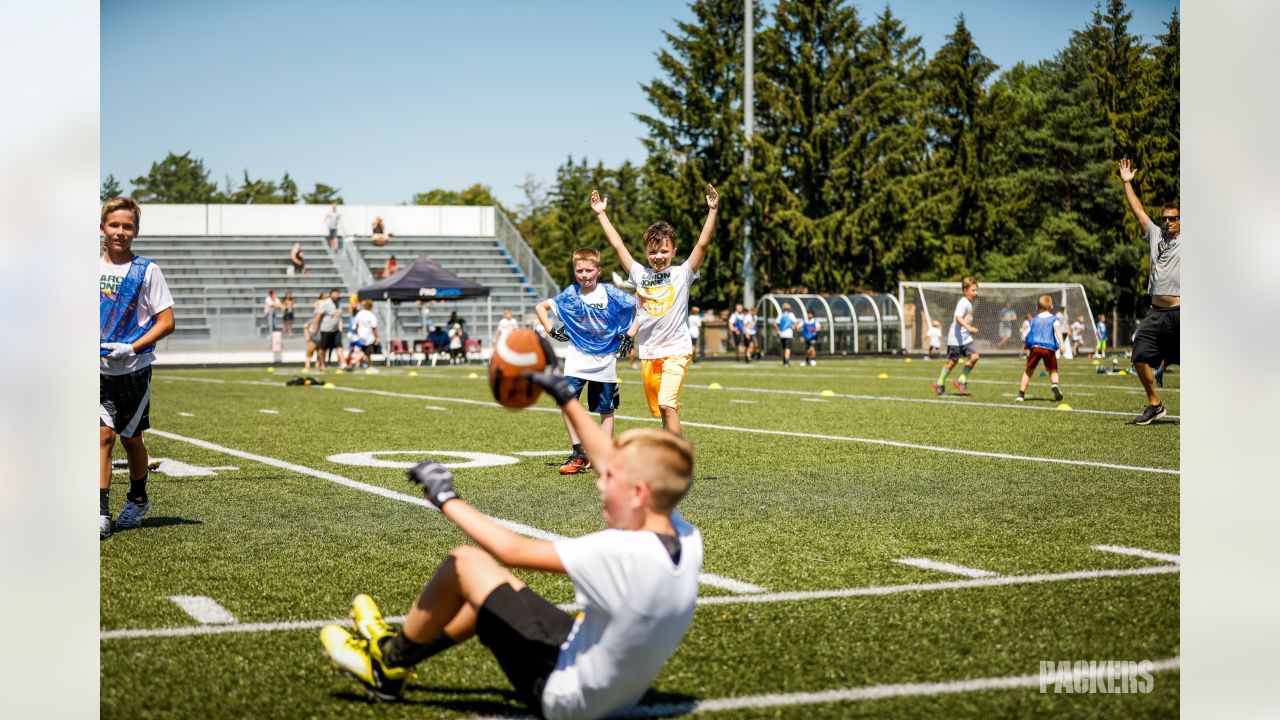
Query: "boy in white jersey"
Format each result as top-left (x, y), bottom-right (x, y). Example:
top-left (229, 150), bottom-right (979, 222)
top-left (494, 307), bottom-right (519, 346)
top-left (933, 276), bottom-right (980, 397)
top-left (536, 248), bottom-right (638, 475)
top-left (774, 302), bottom-right (798, 367)
top-left (594, 185), bottom-right (720, 435)
top-left (321, 350), bottom-right (703, 720)
top-left (100, 197), bottom-right (176, 540)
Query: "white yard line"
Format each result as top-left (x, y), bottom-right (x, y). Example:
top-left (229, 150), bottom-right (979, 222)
top-left (893, 558), bottom-right (996, 578)
top-left (343, 407), bottom-right (365, 413)
top-left (101, 561), bottom-right (1178, 641)
top-left (513, 450), bottom-right (573, 457)
top-left (257, 409), bottom-right (279, 414)
top-left (144, 430), bottom-right (764, 595)
top-left (168, 596), bottom-right (237, 624)
top-left (166, 378), bottom-right (1180, 475)
top-left (686, 365), bottom-right (1180, 393)
top-left (1092, 545), bottom-right (1181, 564)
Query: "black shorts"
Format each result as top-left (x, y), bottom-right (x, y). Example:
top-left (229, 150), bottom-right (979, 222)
top-left (476, 584), bottom-right (576, 716)
top-left (780, 337), bottom-right (792, 351)
top-left (946, 343), bottom-right (977, 361)
top-left (804, 337), bottom-right (816, 350)
top-left (1131, 306), bottom-right (1179, 367)
top-left (732, 332), bottom-right (745, 348)
top-left (100, 366), bottom-right (152, 438)
top-left (319, 331), bottom-right (341, 350)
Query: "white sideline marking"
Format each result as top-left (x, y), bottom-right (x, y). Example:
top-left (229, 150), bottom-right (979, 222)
top-left (170, 378), bottom-right (1180, 475)
top-left (101, 563), bottom-right (1179, 641)
top-left (177, 412), bottom-right (195, 417)
top-left (1092, 544), bottom-right (1181, 564)
top-left (145, 430), bottom-right (763, 595)
top-left (683, 382), bottom-right (1180, 420)
top-left (169, 596), bottom-right (237, 624)
top-left (729, 399), bottom-right (756, 404)
top-left (893, 558), bottom-right (996, 578)
top-left (258, 409), bottom-right (279, 414)
top-left (800, 398), bottom-right (828, 403)
top-left (513, 450), bottom-right (572, 457)
top-left (424, 405), bottom-right (447, 411)
top-left (343, 407), bottom-right (365, 413)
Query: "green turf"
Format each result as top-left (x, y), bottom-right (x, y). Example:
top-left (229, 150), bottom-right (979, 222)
top-left (101, 356), bottom-right (1179, 719)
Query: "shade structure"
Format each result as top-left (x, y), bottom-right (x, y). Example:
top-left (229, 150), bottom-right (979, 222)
top-left (356, 254), bottom-right (491, 302)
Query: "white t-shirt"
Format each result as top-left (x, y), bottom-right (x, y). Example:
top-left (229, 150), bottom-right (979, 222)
top-left (353, 309), bottom-right (378, 345)
top-left (948, 297), bottom-right (974, 346)
top-left (495, 317), bottom-right (519, 342)
top-left (100, 257), bottom-right (174, 376)
top-left (1069, 320), bottom-right (1085, 341)
top-left (543, 512), bottom-right (704, 720)
top-left (563, 286), bottom-right (619, 383)
top-left (776, 311), bottom-right (798, 339)
top-left (927, 326), bottom-right (942, 348)
top-left (687, 313), bottom-right (702, 339)
top-left (743, 314), bottom-right (758, 336)
top-left (629, 262), bottom-right (698, 359)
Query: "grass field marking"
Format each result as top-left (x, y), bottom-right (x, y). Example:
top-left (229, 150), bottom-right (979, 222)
top-left (103, 562), bottom-right (1178, 641)
top-left (175, 379), bottom-right (1180, 475)
top-left (683, 382), bottom-right (1180, 420)
top-left (343, 407), bottom-right (365, 413)
top-left (799, 397), bottom-right (829, 403)
top-left (1092, 545), bottom-right (1181, 564)
top-left (257, 409), bottom-right (279, 414)
top-left (892, 558), bottom-right (997, 578)
top-left (691, 364), bottom-right (1180, 393)
top-left (177, 411), bottom-right (195, 417)
top-left (729, 399), bottom-right (756, 404)
top-left (144, 429), bottom-right (765, 595)
top-left (513, 450), bottom-right (573, 456)
top-left (168, 596), bottom-right (237, 624)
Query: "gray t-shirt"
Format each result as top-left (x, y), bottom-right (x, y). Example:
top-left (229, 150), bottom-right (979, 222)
top-left (316, 298), bottom-right (341, 332)
top-left (1144, 220), bottom-right (1180, 297)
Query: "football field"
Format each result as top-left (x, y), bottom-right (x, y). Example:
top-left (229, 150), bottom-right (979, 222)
top-left (100, 355), bottom-right (1180, 719)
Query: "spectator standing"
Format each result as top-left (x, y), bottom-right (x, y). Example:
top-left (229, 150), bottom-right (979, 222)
top-left (324, 204), bottom-right (343, 250)
top-left (687, 306), bottom-right (703, 363)
top-left (313, 288), bottom-right (345, 371)
top-left (282, 291), bottom-right (296, 337)
top-left (262, 290), bottom-right (282, 334)
top-left (494, 308), bottom-right (519, 346)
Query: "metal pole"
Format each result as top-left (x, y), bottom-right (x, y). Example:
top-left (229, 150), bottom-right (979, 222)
top-left (741, 0), bottom-right (755, 309)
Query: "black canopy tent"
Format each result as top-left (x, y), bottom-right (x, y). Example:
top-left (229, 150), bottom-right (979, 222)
top-left (356, 255), bottom-right (492, 352)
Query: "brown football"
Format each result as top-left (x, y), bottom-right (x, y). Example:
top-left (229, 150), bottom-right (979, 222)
top-left (488, 327), bottom-right (548, 409)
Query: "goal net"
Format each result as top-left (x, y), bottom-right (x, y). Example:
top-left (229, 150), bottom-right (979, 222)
top-left (897, 282), bottom-right (1099, 356)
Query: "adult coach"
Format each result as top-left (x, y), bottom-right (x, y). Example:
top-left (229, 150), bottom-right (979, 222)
top-left (313, 288), bottom-right (345, 371)
top-left (1119, 158), bottom-right (1179, 425)
top-left (100, 197), bottom-right (176, 539)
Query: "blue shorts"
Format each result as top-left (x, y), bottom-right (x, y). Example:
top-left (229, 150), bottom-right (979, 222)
top-left (564, 376), bottom-right (619, 414)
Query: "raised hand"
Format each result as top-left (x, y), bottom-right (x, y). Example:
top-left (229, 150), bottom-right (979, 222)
top-left (705, 184), bottom-right (719, 211)
top-left (1118, 158), bottom-right (1136, 183)
top-left (407, 460), bottom-right (458, 509)
top-left (589, 189), bottom-right (608, 214)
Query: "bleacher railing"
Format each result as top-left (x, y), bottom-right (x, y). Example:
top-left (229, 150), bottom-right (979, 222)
top-left (493, 211), bottom-right (558, 301)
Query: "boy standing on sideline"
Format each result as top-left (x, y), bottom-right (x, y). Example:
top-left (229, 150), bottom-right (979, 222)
top-left (729, 303), bottom-right (748, 363)
top-left (1016, 295), bottom-right (1065, 402)
top-left (595, 185), bottom-right (720, 436)
top-left (1119, 158), bottom-right (1180, 425)
top-left (320, 352), bottom-right (703, 718)
top-left (100, 197), bottom-right (176, 540)
top-left (687, 306), bottom-right (703, 363)
top-left (743, 308), bottom-right (759, 361)
top-left (801, 309), bottom-right (821, 366)
top-left (1094, 312), bottom-right (1108, 358)
top-left (933, 277), bottom-right (980, 397)
top-left (1070, 315), bottom-right (1087, 358)
top-left (926, 319), bottom-right (943, 360)
top-left (535, 248), bottom-right (638, 475)
top-left (494, 308), bottom-right (519, 347)
top-left (774, 302), bottom-right (798, 367)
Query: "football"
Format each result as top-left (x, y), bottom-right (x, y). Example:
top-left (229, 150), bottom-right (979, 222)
top-left (489, 327), bottom-right (548, 409)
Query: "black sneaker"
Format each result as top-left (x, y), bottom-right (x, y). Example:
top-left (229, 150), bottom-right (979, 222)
top-left (1051, 385), bottom-right (1063, 402)
top-left (1132, 404), bottom-right (1166, 426)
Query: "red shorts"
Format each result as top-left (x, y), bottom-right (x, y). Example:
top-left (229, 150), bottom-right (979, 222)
top-left (1025, 346), bottom-right (1058, 373)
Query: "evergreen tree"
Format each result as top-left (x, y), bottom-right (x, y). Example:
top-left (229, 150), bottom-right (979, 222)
top-left (302, 183), bottom-right (343, 205)
top-left (130, 151), bottom-right (219, 203)
top-left (100, 174), bottom-right (123, 202)
top-left (228, 170), bottom-right (284, 204)
top-left (279, 172), bottom-right (299, 204)
top-left (1141, 9), bottom-right (1179, 208)
top-left (413, 183), bottom-right (508, 215)
top-left (1078, 0), bottom-right (1150, 163)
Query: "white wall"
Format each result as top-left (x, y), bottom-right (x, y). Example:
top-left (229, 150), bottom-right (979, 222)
top-left (141, 204), bottom-right (496, 237)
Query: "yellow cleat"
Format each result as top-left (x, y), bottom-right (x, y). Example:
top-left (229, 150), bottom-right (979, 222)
top-left (320, 624), bottom-right (409, 702)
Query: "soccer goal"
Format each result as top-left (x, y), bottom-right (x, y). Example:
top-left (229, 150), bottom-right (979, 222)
top-left (897, 281), bottom-right (1099, 356)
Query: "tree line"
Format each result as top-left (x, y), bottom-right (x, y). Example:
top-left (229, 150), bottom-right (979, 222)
top-left (105, 0), bottom-right (1176, 319)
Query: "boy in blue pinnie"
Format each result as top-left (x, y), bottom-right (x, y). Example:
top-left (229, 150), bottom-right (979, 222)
top-left (535, 248), bottom-right (638, 475)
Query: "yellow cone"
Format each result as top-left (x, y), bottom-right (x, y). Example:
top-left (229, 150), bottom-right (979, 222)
top-left (266, 367), bottom-right (275, 373)
top-left (707, 382), bottom-right (722, 390)
top-left (1117, 369), bottom-right (1127, 376)
top-left (877, 373), bottom-right (889, 379)
top-left (468, 372), bottom-right (478, 379)
top-left (324, 382), bottom-right (335, 389)
top-left (366, 367), bottom-right (380, 375)
top-left (335, 368), bottom-right (344, 374)
top-left (904, 357), bottom-right (912, 363)
top-left (1091, 359), bottom-right (1101, 366)
top-left (1056, 403), bottom-right (1072, 411)
top-left (408, 371), bottom-right (418, 377)
top-left (820, 389), bottom-right (835, 396)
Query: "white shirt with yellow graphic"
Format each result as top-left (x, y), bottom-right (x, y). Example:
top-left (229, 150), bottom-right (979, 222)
top-left (628, 261), bottom-right (698, 359)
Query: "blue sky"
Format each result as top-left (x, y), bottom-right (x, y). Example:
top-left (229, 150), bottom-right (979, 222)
top-left (101, 0), bottom-right (1179, 210)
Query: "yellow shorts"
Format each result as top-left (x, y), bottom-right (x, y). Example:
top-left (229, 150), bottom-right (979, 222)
top-left (640, 354), bottom-right (692, 417)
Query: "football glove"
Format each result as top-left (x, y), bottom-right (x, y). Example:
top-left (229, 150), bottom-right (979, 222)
top-left (407, 460), bottom-right (458, 509)
top-left (101, 342), bottom-right (136, 360)
top-left (616, 334), bottom-right (634, 359)
top-left (549, 326), bottom-right (569, 342)
top-left (522, 368), bottom-right (577, 407)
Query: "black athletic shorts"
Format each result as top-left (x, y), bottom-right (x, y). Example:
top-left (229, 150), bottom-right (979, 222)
top-left (476, 584), bottom-right (576, 716)
top-left (100, 366), bottom-right (152, 438)
top-left (946, 343), bottom-right (977, 361)
top-left (319, 331), bottom-right (340, 350)
top-left (804, 337), bottom-right (816, 350)
top-left (780, 337), bottom-right (792, 351)
top-left (1131, 306), bottom-right (1179, 367)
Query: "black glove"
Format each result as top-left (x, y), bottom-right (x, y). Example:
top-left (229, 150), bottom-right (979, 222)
top-left (616, 334), bottom-right (634, 359)
top-left (523, 368), bottom-right (577, 407)
top-left (407, 460), bottom-right (458, 509)
top-left (549, 325), bottom-right (569, 342)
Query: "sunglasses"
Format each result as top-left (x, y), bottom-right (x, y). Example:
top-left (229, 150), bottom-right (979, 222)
top-left (1160, 216), bottom-right (1180, 224)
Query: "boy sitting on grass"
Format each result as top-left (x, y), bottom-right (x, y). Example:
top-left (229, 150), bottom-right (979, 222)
top-left (320, 346), bottom-right (703, 719)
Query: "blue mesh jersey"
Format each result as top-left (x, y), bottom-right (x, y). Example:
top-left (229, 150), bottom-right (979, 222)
top-left (100, 256), bottom-right (156, 356)
top-left (551, 283), bottom-right (637, 355)
top-left (1026, 312), bottom-right (1059, 350)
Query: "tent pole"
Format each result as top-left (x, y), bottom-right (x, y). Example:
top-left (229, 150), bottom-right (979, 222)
top-left (384, 293), bottom-right (392, 366)
top-left (487, 296), bottom-right (493, 353)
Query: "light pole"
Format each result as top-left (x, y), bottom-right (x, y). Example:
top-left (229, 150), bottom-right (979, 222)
top-left (742, 0), bottom-right (755, 309)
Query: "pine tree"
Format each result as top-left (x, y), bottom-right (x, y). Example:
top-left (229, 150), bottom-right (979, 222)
top-left (100, 174), bottom-right (123, 202)
top-left (1140, 9), bottom-right (1179, 208)
top-left (279, 172), bottom-right (299, 204)
top-left (302, 183), bottom-right (343, 205)
top-left (130, 151), bottom-right (219, 203)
